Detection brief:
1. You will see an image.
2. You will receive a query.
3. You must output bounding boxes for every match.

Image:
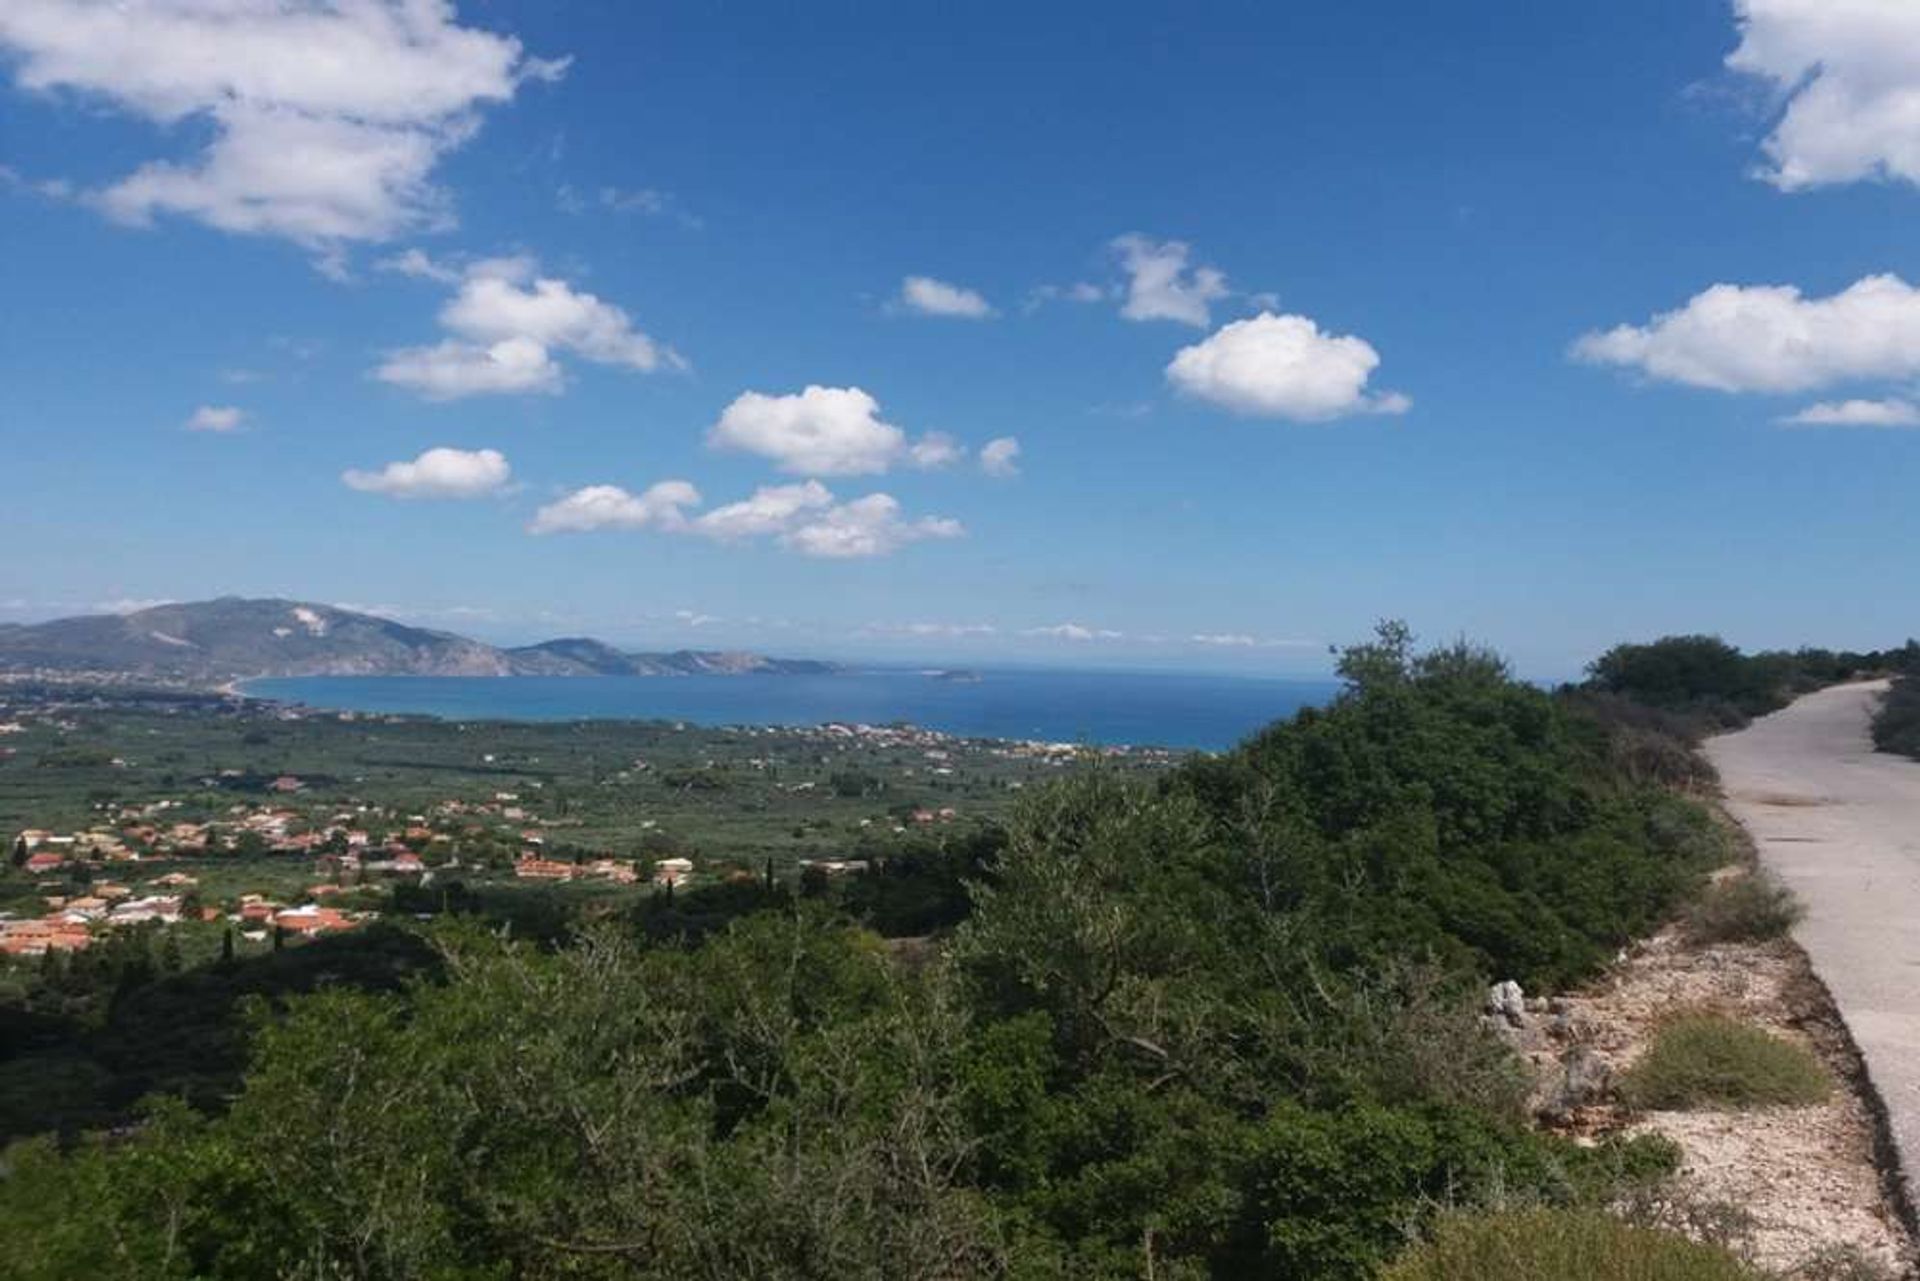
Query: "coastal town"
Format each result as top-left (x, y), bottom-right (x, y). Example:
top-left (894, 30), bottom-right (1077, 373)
top-left (0, 682), bottom-right (1175, 960)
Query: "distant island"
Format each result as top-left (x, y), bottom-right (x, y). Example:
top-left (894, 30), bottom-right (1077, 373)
top-left (0, 598), bottom-right (837, 686)
top-left (929, 669), bottom-right (984, 683)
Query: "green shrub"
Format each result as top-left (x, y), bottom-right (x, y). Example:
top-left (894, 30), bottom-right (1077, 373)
top-left (1581, 637), bottom-right (1903, 735)
top-left (1872, 676), bottom-right (1920, 762)
top-left (1585, 635), bottom-right (1787, 724)
top-left (1172, 627), bottom-right (1727, 991)
top-left (1382, 1208), bottom-right (1756, 1280)
top-left (1684, 872), bottom-right (1803, 945)
top-left (1621, 1015), bottom-right (1829, 1110)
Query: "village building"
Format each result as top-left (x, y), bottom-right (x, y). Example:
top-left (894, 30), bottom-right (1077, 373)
top-left (652, 857), bottom-right (694, 887)
top-left (515, 856), bottom-right (576, 881)
top-left (109, 896), bottom-right (183, 925)
top-left (583, 859), bottom-right (639, 884)
top-left (0, 919), bottom-right (91, 956)
top-left (273, 905), bottom-right (355, 936)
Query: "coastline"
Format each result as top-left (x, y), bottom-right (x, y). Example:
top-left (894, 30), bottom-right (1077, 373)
top-left (222, 669), bottom-right (1343, 753)
top-left (4, 665), bottom-right (1341, 753)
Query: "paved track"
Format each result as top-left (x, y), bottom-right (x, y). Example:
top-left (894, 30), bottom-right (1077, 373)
top-left (1706, 681), bottom-right (1920, 1204)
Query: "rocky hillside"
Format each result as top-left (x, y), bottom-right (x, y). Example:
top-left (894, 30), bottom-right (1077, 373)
top-left (0, 599), bottom-right (835, 683)
top-left (504, 638), bottom-right (834, 678)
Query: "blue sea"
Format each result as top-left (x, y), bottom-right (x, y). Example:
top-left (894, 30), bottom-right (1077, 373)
top-left (244, 668), bottom-right (1341, 752)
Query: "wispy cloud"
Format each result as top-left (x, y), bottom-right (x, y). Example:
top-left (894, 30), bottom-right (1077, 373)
top-left (1112, 234), bottom-right (1229, 327)
top-left (1781, 398), bottom-right (1920, 428)
top-left (895, 275), bottom-right (994, 319)
top-left (184, 404), bottom-right (246, 433)
top-left (862, 621), bottom-right (998, 639)
top-left (1023, 623), bottom-right (1125, 641)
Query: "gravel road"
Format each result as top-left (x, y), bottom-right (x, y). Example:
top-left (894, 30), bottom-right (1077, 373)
top-left (1706, 681), bottom-right (1920, 1205)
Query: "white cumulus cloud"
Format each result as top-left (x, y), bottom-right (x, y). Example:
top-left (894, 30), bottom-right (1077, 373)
top-left (1729, 0), bottom-right (1920, 191)
top-left (780, 493), bottom-right (963, 559)
top-left (710, 386), bottom-right (902, 476)
top-left (897, 275), bottom-right (993, 319)
top-left (1783, 398), bottom-right (1920, 427)
top-left (441, 259), bottom-right (674, 370)
top-left (376, 336), bottom-right (562, 399)
top-left (184, 404), bottom-right (246, 433)
top-left (0, 0), bottom-right (565, 249)
top-left (378, 257), bottom-right (679, 399)
top-left (1112, 234), bottom-right (1230, 327)
top-left (693, 481), bottom-right (835, 542)
top-left (1573, 275), bottom-right (1920, 394)
top-left (343, 446), bottom-right (511, 499)
top-left (693, 482), bottom-right (961, 558)
top-left (979, 436), bottom-right (1021, 477)
top-left (530, 476), bottom-right (961, 558)
top-left (708, 385), bottom-right (955, 477)
top-left (528, 481), bottom-right (701, 534)
top-left (1167, 312), bottom-right (1411, 420)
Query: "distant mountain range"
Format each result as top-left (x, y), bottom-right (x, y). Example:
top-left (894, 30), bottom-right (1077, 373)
top-left (0, 598), bottom-right (837, 684)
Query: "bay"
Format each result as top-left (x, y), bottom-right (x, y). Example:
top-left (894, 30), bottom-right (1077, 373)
top-left (243, 668), bottom-right (1341, 752)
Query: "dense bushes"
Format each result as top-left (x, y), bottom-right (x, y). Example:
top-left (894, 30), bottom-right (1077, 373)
top-left (0, 913), bottom-right (1679, 1281)
top-left (840, 827), bottom-right (1003, 937)
top-left (1175, 630), bottom-right (1725, 989)
top-left (1872, 676), bottom-right (1920, 762)
top-left (1585, 633), bottom-right (1920, 765)
top-left (1586, 635), bottom-right (1783, 724)
top-left (1558, 691), bottom-right (1720, 790)
top-left (1584, 636), bottom-right (1916, 738)
top-left (0, 923), bottom-right (438, 1144)
top-left (0, 625), bottom-right (1739, 1278)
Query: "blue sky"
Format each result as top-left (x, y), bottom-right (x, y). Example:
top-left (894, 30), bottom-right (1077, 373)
top-left (4, 0), bottom-right (1919, 679)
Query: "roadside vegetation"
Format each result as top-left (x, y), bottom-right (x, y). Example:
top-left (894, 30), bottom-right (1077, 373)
top-left (1683, 870), bottom-right (1803, 946)
top-left (0, 623), bottom-right (1900, 1277)
top-left (1382, 1208), bottom-right (1756, 1281)
top-left (1871, 674), bottom-right (1920, 762)
top-left (1582, 636), bottom-right (1914, 739)
top-left (1621, 1015), bottom-right (1831, 1111)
